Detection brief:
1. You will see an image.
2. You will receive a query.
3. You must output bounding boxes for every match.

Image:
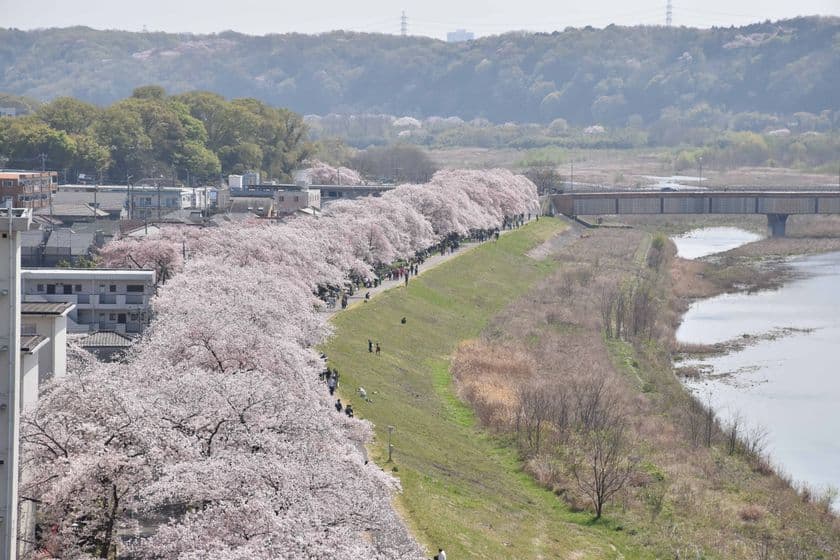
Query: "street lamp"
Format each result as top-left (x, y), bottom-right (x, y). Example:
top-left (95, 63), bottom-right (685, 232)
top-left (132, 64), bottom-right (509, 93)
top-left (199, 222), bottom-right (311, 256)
top-left (387, 425), bottom-right (395, 462)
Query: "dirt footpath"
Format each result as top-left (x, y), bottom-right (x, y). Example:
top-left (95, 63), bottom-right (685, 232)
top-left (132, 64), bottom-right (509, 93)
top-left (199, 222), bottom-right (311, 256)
top-left (526, 217), bottom-right (583, 260)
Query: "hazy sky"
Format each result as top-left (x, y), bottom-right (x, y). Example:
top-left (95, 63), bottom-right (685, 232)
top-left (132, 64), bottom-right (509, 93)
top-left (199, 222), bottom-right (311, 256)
top-left (2, 0), bottom-right (839, 39)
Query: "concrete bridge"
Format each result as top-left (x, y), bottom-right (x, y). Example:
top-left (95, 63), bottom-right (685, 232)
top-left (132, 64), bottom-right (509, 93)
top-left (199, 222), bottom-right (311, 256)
top-left (551, 190), bottom-right (840, 236)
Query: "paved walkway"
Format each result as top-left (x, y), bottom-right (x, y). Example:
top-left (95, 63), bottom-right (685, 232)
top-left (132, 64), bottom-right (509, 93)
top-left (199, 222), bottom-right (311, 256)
top-left (323, 221), bottom-right (538, 316)
top-left (323, 240), bottom-right (482, 316)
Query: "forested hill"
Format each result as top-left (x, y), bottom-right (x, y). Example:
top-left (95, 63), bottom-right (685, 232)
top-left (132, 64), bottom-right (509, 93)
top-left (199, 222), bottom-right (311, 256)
top-left (2, 17), bottom-right (838, 125)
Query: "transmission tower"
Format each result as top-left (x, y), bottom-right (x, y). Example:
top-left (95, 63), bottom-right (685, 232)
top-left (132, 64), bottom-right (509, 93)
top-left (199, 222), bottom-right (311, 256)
top-left (666, 0), bottom-right (673, 27)
top-left (401, 10), bottom-right (408, 36)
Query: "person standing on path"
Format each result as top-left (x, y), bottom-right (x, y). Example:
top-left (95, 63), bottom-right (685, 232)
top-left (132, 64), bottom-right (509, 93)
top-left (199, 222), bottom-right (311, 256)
top-left (368, 339), bottom-right (373, 353)
top-left (375, 342), bottom-right (381, 356)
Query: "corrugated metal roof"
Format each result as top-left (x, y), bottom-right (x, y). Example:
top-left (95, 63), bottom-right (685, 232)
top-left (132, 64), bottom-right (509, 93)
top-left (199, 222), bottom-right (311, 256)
top-left (21, 302), bottom-right (75, 316)
top-left (79, 332), bottom-right (135, 348)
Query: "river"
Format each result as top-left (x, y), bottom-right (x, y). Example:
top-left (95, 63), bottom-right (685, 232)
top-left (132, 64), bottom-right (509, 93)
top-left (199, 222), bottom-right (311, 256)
top-left (673, 227), bottom-right (840, 500)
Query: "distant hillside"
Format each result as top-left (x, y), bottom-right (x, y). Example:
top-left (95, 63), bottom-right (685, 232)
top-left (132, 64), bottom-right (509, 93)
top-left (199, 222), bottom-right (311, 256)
top-left (1, 17), bottom-right (838, 125)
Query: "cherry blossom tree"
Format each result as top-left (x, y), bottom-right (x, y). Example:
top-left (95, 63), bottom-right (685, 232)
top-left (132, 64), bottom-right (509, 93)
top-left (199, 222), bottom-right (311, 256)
top-left (304, 160), bottom-right (363, 185)
top-left (21, 168), bottom-right (540, 559)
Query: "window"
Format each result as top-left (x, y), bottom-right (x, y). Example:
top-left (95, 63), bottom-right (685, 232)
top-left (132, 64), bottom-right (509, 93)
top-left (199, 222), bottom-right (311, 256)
top-left (63, 284), bottom-right (72, 295)
top-left (126, 285), bottom-right (144, 293)
top-left (294, 196), bottom-right (299, 202)
top-left (46, 285), bottom-right (55, 295)
top-left (109, 285), bottom-right (116, 292)
top-left (74, 284), bottom-right (82, 292)
top-left (278, 196), bottom-right (284, 201)
top-left (109, 313), bottom-right (116, 321)
top-left (36, 284), bottom-right (44, 292)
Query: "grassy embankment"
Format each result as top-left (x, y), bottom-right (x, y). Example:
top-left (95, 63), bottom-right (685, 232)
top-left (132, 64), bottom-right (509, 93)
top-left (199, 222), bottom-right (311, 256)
top-left (322, 218), bottom-right (652, 559)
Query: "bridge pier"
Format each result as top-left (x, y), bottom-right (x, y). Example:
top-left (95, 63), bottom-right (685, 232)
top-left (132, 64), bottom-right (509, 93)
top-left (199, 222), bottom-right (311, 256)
top-left (767, 213), bottom-right (789, 237)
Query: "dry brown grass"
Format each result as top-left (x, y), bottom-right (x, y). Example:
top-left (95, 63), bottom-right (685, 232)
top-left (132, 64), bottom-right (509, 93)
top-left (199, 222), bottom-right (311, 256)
top-left (739, 504), bottom-right (766, 522)
top-left (451, 340), bottom-right (534, 428)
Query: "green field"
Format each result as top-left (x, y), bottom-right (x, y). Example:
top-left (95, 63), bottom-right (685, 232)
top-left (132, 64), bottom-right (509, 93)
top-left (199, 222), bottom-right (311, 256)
top-left (322, 219), bottom-right (651, 559)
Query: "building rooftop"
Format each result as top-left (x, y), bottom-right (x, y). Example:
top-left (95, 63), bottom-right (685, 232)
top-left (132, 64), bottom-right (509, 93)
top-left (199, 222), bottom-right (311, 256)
top-left (45, 229), bottom-right (95, 255)
top-left (20, 230), bottom-right (47, 248)
top-left (35, 203), bottom-right (110, 219)
top-left (20, 335), bottom-right (48, 354)
top-left (21, 302), bottom-right (76, 316)
top-left (22, 268), bottom-right (156, 281)
top-left (78, 331), bottom-right (135, 348)
top-left (0, 170), bottom-right (54, 179)
top-left (52, 190), bottom-right (127, 213)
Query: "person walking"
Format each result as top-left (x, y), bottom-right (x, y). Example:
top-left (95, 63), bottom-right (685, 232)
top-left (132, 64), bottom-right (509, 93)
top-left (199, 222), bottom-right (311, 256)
top-left (434, 548), bottom-right (447, 560)
top-left (368, 339), bottom-right (373, 353)
top-left (375, 342), bottom-right (381, 356)
top-left (334, 399), bottom-right (343, 413)
top-left (328, 373), bottom-right (337, 395)
top-left (345, 403), bottom-right (354, 418)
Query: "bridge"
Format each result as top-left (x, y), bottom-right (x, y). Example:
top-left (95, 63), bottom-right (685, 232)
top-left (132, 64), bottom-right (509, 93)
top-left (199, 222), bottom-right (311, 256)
top-left (551, 190), bottom-right (840, 237)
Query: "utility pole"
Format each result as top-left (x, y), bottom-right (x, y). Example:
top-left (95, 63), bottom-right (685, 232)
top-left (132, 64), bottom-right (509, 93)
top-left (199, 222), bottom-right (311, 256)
top-left (666, 0), bottom-right (673, 27)
top-left (570, 162), bottom-right (574, 193)
top-left (93, 172), bottom-right (99, 225)
top-left (698, 156), bottom-right (703, 188)
top-left (40, 153), bottom-right (54, 227)
top-left (127, 173), bottom-right (133, 220)
top-left (400, 10), bottom-right (408, 37)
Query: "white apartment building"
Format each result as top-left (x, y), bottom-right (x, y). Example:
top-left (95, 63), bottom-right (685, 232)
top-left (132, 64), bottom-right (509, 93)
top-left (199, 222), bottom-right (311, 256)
top-left (129, 186), bottom-right (194, 219)
top-left (21, 268), bottom-right (156, 334)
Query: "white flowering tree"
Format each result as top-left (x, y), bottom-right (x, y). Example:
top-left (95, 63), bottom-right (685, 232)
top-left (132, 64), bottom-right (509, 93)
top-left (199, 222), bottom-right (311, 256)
top-left (21, 169), bottom-right (539, 559)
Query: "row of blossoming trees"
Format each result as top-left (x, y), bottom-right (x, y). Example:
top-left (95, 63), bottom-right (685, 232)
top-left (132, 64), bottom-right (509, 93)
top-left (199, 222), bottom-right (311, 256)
top-left (20, 169), bottom-right (539, 559)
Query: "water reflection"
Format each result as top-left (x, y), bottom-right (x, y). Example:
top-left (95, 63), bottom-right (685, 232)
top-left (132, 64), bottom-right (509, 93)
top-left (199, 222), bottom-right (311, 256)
top-left (674, 230), bottom-right (840, 499)
top-left (672, 226), bottom-right (762, 260)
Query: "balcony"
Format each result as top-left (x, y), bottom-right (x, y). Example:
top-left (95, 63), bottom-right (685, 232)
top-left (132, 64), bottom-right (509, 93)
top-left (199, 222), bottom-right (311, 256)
top-left (26, 294), bottom-right (78, 305)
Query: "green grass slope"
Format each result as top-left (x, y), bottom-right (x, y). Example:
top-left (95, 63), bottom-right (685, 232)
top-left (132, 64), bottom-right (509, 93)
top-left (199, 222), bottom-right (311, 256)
top-left (322, 219), bottom-right (651, 559)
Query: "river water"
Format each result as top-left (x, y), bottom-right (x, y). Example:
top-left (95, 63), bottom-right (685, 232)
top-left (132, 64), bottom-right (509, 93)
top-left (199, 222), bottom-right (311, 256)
top-left (673, 228), bottom-right (840, 498)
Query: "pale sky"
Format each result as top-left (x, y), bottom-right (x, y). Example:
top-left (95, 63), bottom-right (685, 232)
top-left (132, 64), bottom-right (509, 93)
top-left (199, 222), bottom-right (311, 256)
top-left (2, 0), bottom-right (838, 39)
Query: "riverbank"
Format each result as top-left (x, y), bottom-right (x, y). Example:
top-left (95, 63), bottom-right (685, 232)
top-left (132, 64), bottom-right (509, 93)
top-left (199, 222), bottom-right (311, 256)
top-left (452, 225), bottom-right (840, 558)
top-left (673, 237), bottom-right (840, 515)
